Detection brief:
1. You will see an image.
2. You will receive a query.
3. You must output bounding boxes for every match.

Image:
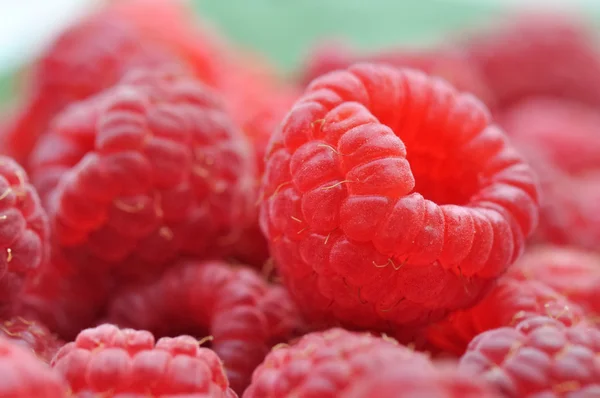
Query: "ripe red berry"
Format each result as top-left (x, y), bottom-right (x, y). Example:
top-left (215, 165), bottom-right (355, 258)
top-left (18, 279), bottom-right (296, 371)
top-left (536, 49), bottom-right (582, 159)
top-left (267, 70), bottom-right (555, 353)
top-left (0, 316), bottom-right (63, 363)
top-left (259, 63), bottom-right (540, 332)
top-left (464, 14), bottom-right (600, 108)
top-left (460, 316), bottom-right (600, 397)
top-left (0, 156), bottom-right (49, 317)
top-left (244, 328), bottom-right (433, 398)
top-left (0, 335), bottom-right (67, 397)
top-left (52, 324), bottom-right (237, 397)
top-left (29, 67), bottom-right (256, 283)
top-left (426, 272), bottom-right (586, 356)
top-left (107, 260), bottom-right (304, 394)
top-left (509, 245), bottom-right (600, 319)
top-left (300, 42), bottom-right (495, 107)
top-left (342, 363), bottom-right (501, 398)
top-left (0, 10), bottom-right (178, 165)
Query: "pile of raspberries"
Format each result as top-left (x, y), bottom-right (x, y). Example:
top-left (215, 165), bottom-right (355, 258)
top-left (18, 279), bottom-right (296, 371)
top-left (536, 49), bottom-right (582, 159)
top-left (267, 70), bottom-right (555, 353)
top-left (1, 1), bottom-right (600, 397)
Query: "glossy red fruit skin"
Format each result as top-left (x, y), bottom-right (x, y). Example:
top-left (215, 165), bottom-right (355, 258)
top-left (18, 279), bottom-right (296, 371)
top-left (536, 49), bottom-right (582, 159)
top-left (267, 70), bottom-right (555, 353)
top-left (29, 67), bottom-right (256, 284)
top-left (107, 260), bottom-right (304, 394)
top-left (460, 316), bottom-right (600, 397)
top-left (0, 316), bottom-right (63, 363)
top-left (52, 324), bottom-right (236, 397)
top-left (0, 335), bottom-right (68, 397)
top-left (259, 63), bottom-right (540, 332)
top-left (426, 272), bottom-right (586, 356)
top-left (243, 328), bottom-right (433, 398)
top-left (0, 156), bottom-right (49, 317)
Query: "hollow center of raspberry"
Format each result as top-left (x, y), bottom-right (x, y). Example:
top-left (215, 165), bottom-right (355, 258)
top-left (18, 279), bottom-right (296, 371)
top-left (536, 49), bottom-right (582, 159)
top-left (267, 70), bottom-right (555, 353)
top-left (404, 145), bottom-right (482, 206)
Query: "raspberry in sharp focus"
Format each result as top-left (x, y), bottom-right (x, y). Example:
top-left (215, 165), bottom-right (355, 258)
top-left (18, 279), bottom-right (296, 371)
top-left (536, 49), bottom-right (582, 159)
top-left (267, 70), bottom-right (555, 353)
top-left (0, 335), bottom-right (68, 397)
top-left (107, 260), bottom-right (305, 394)
top-left (509, 245), bottom-right (600, 319)
top-left (243, 328), bottom-right (433, 398)
top-left (0, 9), bottom-right (179, 165)
top-left (425, 271), bottom-right (587, 356)
top-left (51, 324), bottom-right (236, 397)
top-left (0, 316), bottom-right (63, 363)
top-left (459, 316), bottom-right (600, 397)
top-left (28, 67), bottom-right (256, 283)
top-left (341, 363), bottom-right (501, 398)
top-left (0, 156), bottom-right (49, 317)
top-left (259, 63), bottom-right (540, 332)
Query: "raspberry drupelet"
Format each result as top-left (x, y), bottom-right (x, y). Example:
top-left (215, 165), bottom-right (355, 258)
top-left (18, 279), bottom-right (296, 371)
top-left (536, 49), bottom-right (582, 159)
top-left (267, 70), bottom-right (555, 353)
top-left (426, 271), bottom-right (587, 356)
top-left (0, 156), bottom-right (49, 317)
top-left (0, 316), bottom-right (63, 363)
top-left (28, 67), bottom-right (256, 283)
top-left (259, 63), bottom-right (540, 333)
top-left (107, 260), bottom-right (304, 394)
top-left (0, 335), bottom-right (68, 397)
top-left (243, 328), bottom-right (433, 398)
top-left (509, 245), bottom-right (600, 318)
top-left (460, 316), bottom-right (600, 397)
top-left (52, 324), bottom-right (237, 397)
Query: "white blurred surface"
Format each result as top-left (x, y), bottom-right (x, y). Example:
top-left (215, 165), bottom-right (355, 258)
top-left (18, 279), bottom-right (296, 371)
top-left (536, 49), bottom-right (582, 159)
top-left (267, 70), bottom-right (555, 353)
top-left (0, 0), bottom-right (97, 73)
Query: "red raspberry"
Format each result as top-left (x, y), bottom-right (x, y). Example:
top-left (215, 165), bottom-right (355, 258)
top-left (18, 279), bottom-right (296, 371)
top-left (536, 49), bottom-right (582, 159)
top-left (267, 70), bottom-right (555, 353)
top-left (509, 246), bottom-right (600, 318)
top-left (17, 252), bottom-right (112, 340)
top-left (0, 316), bottom-right (63, 363)
top-left (52, 324), bottom-right (237, 397)
top-left (459, 316), bottom-right (600, 397)
top-left (464, 14), bottom-right (600, 109)
top-left (426, 272), bottom-right (586, 356)
top-left (29, 67), bottom-right (256, 283)
top-left (244, 328), bottom-right (433, 398)
top-left (0, 335), bottom-right (68, 397)
top-left (105, 0), bottom-right (227, 87)
top-left (259, 63), bottom-right (540, 331)
top-left (300, 42), bottom-right (495, 107)
top-left (0, 156), bottom-right (49, 316)
top-left (107, 260), bottom-right (304, 394)
top-left (499, 97), bottom-right (600, 175)
top-left (342, 363), bottom-right (500, 398)
top-left (0, 10), bottom-right (178, 165)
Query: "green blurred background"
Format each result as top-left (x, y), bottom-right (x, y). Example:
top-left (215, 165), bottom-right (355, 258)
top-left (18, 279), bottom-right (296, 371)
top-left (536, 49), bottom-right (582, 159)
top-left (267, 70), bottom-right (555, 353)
top-left (2, 0), bottom-right (599, 106)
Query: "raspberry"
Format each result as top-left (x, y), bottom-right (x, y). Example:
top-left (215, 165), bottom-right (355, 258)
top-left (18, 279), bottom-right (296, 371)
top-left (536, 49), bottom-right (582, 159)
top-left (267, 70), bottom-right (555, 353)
top-left (459, 316), bottom-right (600, 397)
top-left (512, 144), bottom-right (600, 250)
top-left (244, 328), bottom-right (433, 398)
top-left (259, 63), bottom-right (540, 331)
top-left (509, 246), bottom-right (600, 318)
top-left (0, 10), bottom-right (178, 165)
top-left (464, 14), bottom-right (600, 108)
top-left (499, 97), bottom-right (600, 175)
top-left (105, 0), bottom-right (227, 87)
top-left (0, 156), bottom-right (49, 317)
top-left (342, 364), bottom-right (500, 398)
top-left (300, 42), bottom-right (495, 107)
top-left (426, 272), bottom-right (586, 356)
top-left (107, 260), bottom-right (304, 394)
top-left (0, 335), bottom-right (68, 397)
top-left (29, 67), bottom-right (256, 283)
top-left (17, 252), bottom-right (112, 340)
top-left (0, 316), bottom-right (63, 363)
top-left (52, 324), bottom-right (236, 397)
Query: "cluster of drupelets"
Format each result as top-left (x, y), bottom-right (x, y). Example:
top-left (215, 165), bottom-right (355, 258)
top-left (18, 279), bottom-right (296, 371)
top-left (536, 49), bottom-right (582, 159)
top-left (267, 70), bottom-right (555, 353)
top-left (0, 1), bottom-right (599, 397)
